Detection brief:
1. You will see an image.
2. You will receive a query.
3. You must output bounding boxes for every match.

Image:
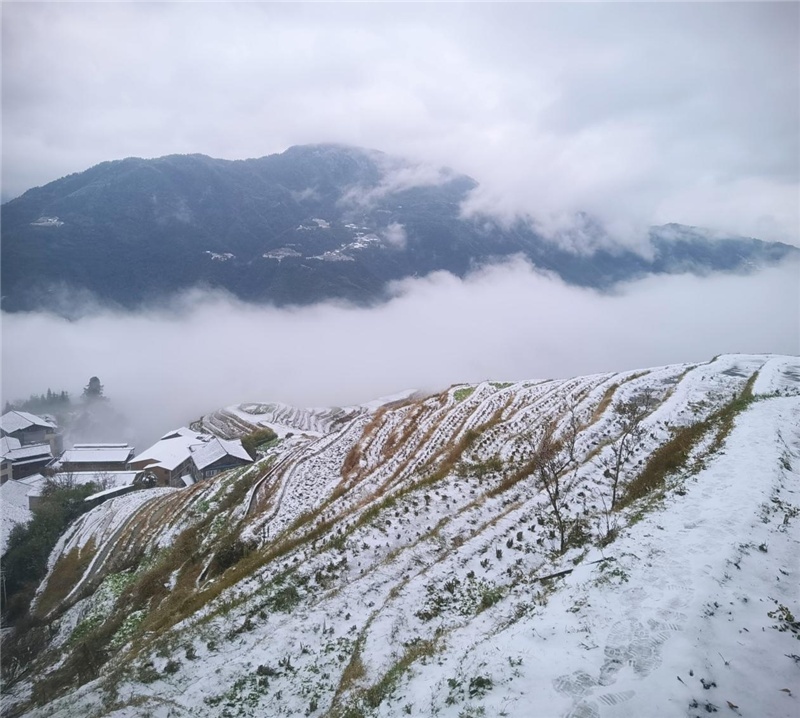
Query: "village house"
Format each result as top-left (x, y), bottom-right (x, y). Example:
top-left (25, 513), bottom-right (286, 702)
top-left (190, 437), bottom-right (253, 481)
top-left (129, 428), bottom-right (210, 488)
top-left (1, 436), bottom-right (53, 483)
top-left (87, 428), bottom-right (253, 489)
top-left (55, 443), bottom-right (135, 473)
top-left (1, 410), bottom-right (61, 455)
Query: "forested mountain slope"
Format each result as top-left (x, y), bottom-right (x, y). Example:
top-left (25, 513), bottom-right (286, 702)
top-left (2, 144), bottom-right (796, 314)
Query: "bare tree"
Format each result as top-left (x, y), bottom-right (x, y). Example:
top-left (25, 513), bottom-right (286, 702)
top-left (602, 388), bottom-right (656, 508)
top-left (46, 471), bottom-right (77, 491)
top-left (531, 409), bottom-right (580, 554)
top-left (94, 471), bottom-right (113, 491)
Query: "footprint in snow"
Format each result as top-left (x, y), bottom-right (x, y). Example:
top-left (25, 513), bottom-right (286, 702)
top-left (553, 670), bottom-right (597, 698)
top-left (597, 690), bottom-right (635, 706)
top-left (565, 700), bottom-right (599, 718)
top-left (648, 613), bottom-right (685, 633)
top-left (562, 691), bottom-right (635, 718)
top-left (598, 617), bottom-right (666, 685)
top-left (662, 587), bottom-right (694, 610)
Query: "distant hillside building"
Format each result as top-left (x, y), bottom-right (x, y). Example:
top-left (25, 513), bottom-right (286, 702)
top-left (55, 443), bottom-right (135, 473)
top-left (1, 436), bottom-right (53, 483)
top-left (1, 410), bottom-right (61, 455)
top-left (129, 428), bottom-right (253, 487)
top-left (130, 428), bottom-right (210, 488)
top-left (190, 437), bottom-right (253, 481)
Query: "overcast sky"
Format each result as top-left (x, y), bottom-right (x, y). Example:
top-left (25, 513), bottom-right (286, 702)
top-left (2, 1), bottom-right (798, 245)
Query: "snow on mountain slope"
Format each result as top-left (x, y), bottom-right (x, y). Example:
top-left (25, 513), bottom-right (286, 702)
top-left (2, 354), bottom-right (798, 718)
top-left (193, 401), bottom-right (373, 439)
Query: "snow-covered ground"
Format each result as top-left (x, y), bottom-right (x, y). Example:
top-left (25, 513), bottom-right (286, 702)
top-left (3, 354), bottom-right (798, 718)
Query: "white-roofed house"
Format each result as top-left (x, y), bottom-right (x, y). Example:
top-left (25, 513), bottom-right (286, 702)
top-left (1, 439), bottom-right (53, 483)
top-left (159, 427), bottom-right (207, 442)
top-left (56, 443), bottom-right (135, 473)
top-left (0, 436), bottom-right (20, 483)
top-left (1, 410), bottom-right (61, 455)
top-left (129, 428), bottom-right (210, 488)
top-left (190, 437), bottom-right (253, 481)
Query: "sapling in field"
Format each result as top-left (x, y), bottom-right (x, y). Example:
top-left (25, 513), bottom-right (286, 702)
top-left (602, 389), bottom-right (656, 509)
top-left (530, 408), bottom-right (581, 554)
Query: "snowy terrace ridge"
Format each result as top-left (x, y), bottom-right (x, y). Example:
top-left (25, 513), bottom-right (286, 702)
top-left (3, 354), bottom-right (800, 718)
top-left (192, 402), bottom-right (370, 440)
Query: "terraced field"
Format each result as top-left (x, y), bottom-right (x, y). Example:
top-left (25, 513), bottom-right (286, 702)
top-left (3, 354), bottom-right (799, 718)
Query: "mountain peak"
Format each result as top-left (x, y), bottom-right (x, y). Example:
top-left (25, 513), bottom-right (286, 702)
top-left (1, 145), bottom-right (796, 315)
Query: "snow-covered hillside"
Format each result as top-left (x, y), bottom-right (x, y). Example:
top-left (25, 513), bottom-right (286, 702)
top-left (2, 355), bottom-right (798, 718)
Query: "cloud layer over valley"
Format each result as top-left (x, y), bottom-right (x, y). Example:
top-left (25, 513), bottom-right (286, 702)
top-left (2, 260), bottom-right (797, 451)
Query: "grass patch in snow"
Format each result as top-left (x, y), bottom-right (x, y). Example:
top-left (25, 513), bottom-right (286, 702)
top-left (337, 635), bottom-right (367, 698)
top-left (363, 639), bottom-right (437, 708)
top-left (32, 609), bottom-right (127, 706)
top-left (334, 638), bottom-right (438, 716)
top-left (454, 386), bottom-right (476, 402)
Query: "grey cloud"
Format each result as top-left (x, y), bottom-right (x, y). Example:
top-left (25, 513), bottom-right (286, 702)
top-left (381, 222), bottom-right (407, 249)
top-left (341, 155), bottom-right (459, 209)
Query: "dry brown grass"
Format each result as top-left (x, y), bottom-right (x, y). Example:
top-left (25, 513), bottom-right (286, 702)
top-left (342, 408), bottom-right (388, 480)
top-left (35, 537), bottom-right (97, 618)
top-left (589, 383), bottom-right (619, 425)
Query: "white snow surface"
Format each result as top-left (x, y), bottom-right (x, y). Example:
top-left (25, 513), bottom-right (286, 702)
top-left (132, 431), bottom-right (209, 471)
top-left (0, 410), bottom-right (56, 433)
top-left (0, 479), bottom-right (35, 552)
top-left (6, 354), bottom-right (800, 718)
top-left (0, 436), bottom-right (23, 456)
top-left (57, 445), bottom-right (134, 465)
top-left (190, 437), bottom-right (251, 470)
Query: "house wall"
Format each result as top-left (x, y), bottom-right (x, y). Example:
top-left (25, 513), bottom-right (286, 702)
top-left (12, 458), bottom-right (51, 481)
top-left (11, 426), bottom-right (54, 447)
top-left (59, 460), bottom-right (131, 473)
top-left (145, 466), bottom-right (170, 487)
top-left (168, 457), bottom-right (195, 487)
top-left (199, 456), bottom-right (250, 481)
top-left (129, 459), bottom-right (194, 488)
top-left (83, 485), bottom-right (138, 510)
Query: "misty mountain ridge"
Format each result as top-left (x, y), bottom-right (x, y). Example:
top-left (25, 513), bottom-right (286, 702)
top-left (2, 144), bottom-right (796, 315)
top-left (2, 353), bottom-right (798, 717)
